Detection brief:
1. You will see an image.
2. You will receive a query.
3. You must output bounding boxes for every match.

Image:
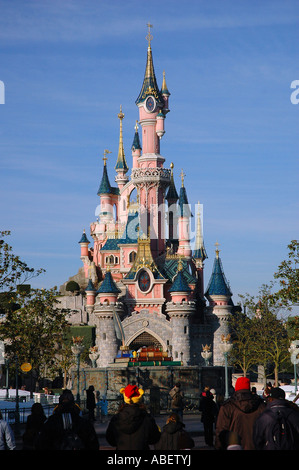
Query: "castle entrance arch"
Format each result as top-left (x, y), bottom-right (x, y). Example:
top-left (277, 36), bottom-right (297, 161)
top-left (128, 331), bottom-right (163, 351)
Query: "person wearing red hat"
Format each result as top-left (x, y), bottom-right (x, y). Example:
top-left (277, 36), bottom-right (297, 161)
top-left (215, 377), bottom-right (266, 450)
top-left (105, 384), bottom-right (161, 450)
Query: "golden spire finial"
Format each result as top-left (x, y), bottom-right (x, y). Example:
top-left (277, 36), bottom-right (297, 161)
top-left (162, 70), bottom-right (168, 91)
top-left (135, 120), bottom-right (139, 132)
top-left (116, 105), bottom-right (127, 166)
top-left (180, 168), bottom-right (185, 187)
top-left (146, 23), bottom-right (153, 48)
top-left (118, 104), bottom-right (124, 120)
top-left (215, 241), bottom-right (220, 258)
top-left (103, 149), bottom-right (112, 166)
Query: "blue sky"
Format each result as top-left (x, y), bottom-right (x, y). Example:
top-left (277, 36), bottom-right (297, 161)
top-left (0, 0), bottom-right (298, 305)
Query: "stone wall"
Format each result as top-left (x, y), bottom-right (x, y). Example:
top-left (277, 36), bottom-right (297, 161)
top-left (71, 365), bottom-right (231, 414)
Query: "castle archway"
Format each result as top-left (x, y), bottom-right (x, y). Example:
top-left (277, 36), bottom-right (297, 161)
top-left (127, 329), bottom-right (166, 351)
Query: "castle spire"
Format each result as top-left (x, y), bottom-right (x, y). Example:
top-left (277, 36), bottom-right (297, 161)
top-left (165, 162), bottom-right (179, 202)
top-left (135, 24), bottom-right (164, 107)
top-left (205, 244), bottom-right (232, 298)
top-left (193, 202), bottom-right (207, 261)
top-left (115, 105), bottom-right (128, 173)
top-left (97, 150), bottom-right (113, 195)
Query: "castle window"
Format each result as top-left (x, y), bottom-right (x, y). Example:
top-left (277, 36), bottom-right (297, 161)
top-left (129, 251), bottom-right (137, 264)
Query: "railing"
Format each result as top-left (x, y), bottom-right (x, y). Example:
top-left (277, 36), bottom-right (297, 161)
top-left (0, 392), bottom-right (201, 425)
top-left (0, 404), bottom-right (57, 425)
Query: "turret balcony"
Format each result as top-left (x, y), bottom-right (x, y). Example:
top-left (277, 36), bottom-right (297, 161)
top-left (131, 167), bottom-right (171, 187)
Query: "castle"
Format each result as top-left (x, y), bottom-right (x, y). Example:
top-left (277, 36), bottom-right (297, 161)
top-left (60, 27), bottom-right (235, 370)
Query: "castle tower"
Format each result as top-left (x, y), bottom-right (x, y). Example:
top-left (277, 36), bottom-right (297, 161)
top-left (165, 162), bottom-right (179, 242)
top-left (193, 202), bottom-right (208, 296)
top-left (94, 269), bottom-right (122, 367)
top-left (177, 170), bottom-right (192, 258)
top-left (131, 121), bottom-right (142, 169)
top-left (132, 24), bottom-right (171, 257)
top-left (78, 229), bottom-right (90, 258)
top-left (205, 243), bottom-right (233, 365)
top-left (166, 261), bottom-right (196, 365)
top-left (115, 106), bottom-right (129, 190)
top-left (85, 278), bottom-right (96, 313)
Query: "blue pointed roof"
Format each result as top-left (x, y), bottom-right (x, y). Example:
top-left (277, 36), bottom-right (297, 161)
top-left (205, 253), bottom-right (232, 297)
top-left (166, 165), bottom-right (179, 202)
top-left (135, 44), bottom-right (164, 107)
top-left (96, 270), bottom-right (121, 294)
top-left (132, 126), bottom-right (142, 151)
top-left (169, 265), bottom-right (191, 293)
top-left (78, 231), bottom-right (90, 244)
top-left (193, 246), bottom-right (208, 260)
top-left (97, 163), bottom-right (119, 196)
top-left (179, 186), bottom-right (192, 217)
top-left (85, 279), bottom-right (96, 292)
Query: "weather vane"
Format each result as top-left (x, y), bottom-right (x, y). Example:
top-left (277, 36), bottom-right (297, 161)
top-left (146, 23), bottom-right (153, 46)
top-left (103, 149), bottom-right (112, 166)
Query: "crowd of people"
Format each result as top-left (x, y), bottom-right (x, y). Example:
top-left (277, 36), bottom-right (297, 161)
top-left (1, 378), bottom-right (299, 451)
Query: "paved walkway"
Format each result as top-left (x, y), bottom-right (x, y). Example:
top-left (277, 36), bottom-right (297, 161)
top-left (13, 413), bottom-right (215, 450)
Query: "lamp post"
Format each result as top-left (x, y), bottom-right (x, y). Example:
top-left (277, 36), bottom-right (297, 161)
top-left (201, 344), bottom-right (212, 367)
top-left (219, 339), bottom-right (233, 399)
top-left (289, 340), bottom-right (299, 395)
top-left (71, 337), bottom-right (85, 405)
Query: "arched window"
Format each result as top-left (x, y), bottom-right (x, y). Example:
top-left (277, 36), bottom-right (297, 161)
top-left (129, 251), bottom-right (137, 264)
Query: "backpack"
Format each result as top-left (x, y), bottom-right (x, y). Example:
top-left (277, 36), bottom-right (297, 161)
top-left (59, 413), bottom-right (85, 450)
top-left (265, 407), bottom-right (295, 450)
top-left (60, 428), bottom-right (85, 450)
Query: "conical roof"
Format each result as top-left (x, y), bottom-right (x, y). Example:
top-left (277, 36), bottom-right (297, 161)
top-left (85, 279), bottom-right (96, 292)
top-left (165, 163), bottom-right (179, 202)
top-left (135, 42), bottom-right (164, 107)
top-left (97, 161), bottom-right (119, 196)
top-left (115, 106), bottom-right (128, 172)
top-left (78, 230), bottom-right (90, 244)
top-left (97, 270), bottom-right (121, 294)
top-left (169, 262), bottom-right (191, 293)
top-left (205, 250), bottom-right (232, 297)
top-left (132, 122), bottom-right (142, 151)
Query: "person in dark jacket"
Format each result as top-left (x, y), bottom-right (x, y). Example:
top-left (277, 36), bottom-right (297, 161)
top-left (36, 389), bottom-right (99, 450)
top-left (86, 385), bottom-right (96, 421)
top-left (155, 413), bottom-right (194, 450)
top-left (169, 382), bottom-right (184, 419)
top-left (253, 387), bottom-right (299, 450)
top-left (199, 390), bottom-right (218, 447)
top-left (106, 384), bottom-right (160, 450)
top-left (215, 377), bottom-right (266, 450)
top-left (22, 402), bottom-right (47, 450)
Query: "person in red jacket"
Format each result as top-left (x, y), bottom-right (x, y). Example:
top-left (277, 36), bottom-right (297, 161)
top-left (215, 377), bottom-right (265, 450)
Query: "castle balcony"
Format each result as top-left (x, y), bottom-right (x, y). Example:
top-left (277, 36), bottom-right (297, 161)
top-left (131, 167), bottom-right (171, 187)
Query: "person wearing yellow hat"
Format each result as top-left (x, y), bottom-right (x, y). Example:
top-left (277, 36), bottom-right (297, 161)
top-left (105, 384), bottom-right (161, 450)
